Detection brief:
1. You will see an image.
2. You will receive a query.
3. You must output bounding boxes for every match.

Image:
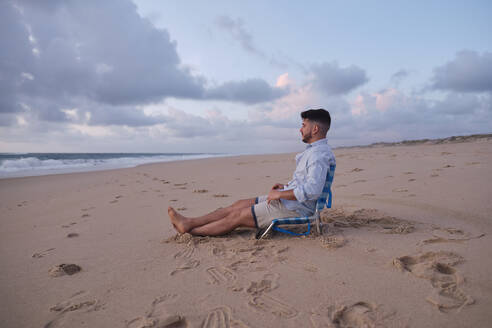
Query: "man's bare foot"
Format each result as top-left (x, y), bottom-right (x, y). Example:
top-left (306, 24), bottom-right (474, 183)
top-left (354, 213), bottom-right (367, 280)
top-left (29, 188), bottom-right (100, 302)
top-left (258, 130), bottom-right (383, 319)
top-left (168, 207), bottom-right (191, 234)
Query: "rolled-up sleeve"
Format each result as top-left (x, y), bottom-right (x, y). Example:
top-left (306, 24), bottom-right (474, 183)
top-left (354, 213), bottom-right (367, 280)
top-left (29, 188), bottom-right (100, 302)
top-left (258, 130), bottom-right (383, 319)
top-left (293, 160), bottom-right (328, 203)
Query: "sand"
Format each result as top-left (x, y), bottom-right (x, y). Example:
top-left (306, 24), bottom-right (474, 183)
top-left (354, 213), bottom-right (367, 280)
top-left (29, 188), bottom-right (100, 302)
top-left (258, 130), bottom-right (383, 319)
top-left (1, 139), bottom-right (492, 327)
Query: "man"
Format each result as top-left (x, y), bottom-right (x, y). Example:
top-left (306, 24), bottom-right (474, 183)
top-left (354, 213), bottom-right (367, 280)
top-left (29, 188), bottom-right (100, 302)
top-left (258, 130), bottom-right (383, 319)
top-left (168, 108), bottom-right (336, 236)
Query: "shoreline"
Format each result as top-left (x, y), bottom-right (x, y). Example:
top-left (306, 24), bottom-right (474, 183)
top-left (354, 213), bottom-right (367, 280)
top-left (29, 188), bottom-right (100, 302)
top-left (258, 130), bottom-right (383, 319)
top-left (2, 132), bottom-right (491, 180)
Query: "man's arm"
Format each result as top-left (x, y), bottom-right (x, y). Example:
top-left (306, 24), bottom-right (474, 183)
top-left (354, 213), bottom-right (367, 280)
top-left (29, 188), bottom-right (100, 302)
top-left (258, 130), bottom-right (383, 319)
top-left (267, 188), bottom-right (296, 204)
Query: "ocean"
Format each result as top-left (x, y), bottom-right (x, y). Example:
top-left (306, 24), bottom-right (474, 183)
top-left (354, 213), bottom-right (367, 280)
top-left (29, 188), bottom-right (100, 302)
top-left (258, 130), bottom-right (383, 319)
top-left (0, 153), bottom-right (227, 178)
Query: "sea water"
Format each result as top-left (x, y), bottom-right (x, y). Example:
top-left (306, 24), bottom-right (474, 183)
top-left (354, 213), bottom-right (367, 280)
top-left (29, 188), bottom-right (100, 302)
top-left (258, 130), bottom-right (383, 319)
top-left (0, 153), bottom-right (226, 178)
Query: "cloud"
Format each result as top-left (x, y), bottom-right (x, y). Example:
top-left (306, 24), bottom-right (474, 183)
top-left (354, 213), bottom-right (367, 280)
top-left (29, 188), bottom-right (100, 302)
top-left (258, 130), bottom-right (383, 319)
top-left (390, 69), bottom-right (411, 86)
top-left (431, 50), bottom-right (492, 93)
top-left (347, 88), bottom-right (492, 142)
top-left (0, 1), bottom-right (288, 129)
top-left (0, 1), bottom-right (35, 114)
top-left (215, 15), bottom-right (264, 57)
top-left (310, 62), bottom-right (368, 95)
top-left (214, 15), bottom-right (287, 68)
top-left (205, 78), bottom-right (287, 104)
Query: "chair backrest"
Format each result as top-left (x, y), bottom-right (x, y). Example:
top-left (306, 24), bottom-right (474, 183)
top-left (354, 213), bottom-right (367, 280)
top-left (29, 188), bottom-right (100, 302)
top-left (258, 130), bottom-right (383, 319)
top-left (315, 164), bottom-right (336, 213)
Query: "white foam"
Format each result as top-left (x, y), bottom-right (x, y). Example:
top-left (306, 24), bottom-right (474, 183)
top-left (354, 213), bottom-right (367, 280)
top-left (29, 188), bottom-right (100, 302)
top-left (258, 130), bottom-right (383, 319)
top-left (0, 154), bottom-right (225, 178)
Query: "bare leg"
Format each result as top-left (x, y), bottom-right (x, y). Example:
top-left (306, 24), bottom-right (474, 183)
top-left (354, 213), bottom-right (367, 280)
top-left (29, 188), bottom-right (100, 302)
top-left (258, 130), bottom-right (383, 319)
top-left (189, 207), bottom-right (255, 236)
top-left (168, 198), bottom-right (255, 233)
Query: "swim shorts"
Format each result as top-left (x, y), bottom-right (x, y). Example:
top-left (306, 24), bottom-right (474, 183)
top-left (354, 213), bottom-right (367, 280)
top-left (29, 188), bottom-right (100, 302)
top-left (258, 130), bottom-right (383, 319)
top-left (251, 195), bottom-right (300, 229)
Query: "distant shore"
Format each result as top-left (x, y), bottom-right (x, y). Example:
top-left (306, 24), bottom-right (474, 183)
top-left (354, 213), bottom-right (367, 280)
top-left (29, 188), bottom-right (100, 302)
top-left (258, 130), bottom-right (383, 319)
top-left (337, 133), bottom-right (492, 149)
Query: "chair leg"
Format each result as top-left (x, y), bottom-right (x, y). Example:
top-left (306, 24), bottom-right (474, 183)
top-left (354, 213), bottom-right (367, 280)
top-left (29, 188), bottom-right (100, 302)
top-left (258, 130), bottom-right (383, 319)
top-left (256, 221), bottom-right (275, 240)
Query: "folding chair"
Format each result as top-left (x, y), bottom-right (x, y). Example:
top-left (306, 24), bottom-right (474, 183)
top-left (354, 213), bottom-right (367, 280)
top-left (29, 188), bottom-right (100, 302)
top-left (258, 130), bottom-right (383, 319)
top-left (256, 164), bottom-right (336, 240)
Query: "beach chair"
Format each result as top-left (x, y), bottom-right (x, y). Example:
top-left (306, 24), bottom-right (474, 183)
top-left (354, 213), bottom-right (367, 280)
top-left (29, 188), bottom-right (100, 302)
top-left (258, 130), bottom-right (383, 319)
top-left (256, 164), bottom-right (336, 240)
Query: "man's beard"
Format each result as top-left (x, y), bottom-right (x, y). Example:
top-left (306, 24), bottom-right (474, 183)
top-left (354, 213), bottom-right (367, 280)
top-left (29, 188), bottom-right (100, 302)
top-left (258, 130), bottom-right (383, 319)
top-left (302, 132), bottom-right (312, 143)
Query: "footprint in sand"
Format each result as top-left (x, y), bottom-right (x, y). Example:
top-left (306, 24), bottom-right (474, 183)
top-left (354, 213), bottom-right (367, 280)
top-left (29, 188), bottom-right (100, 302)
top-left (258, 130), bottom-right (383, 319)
top-left (246, 273), bottom-right (279, 296)
top-left (201, 306), bottom-right (249, 328)
top-left (311, 301), bottom-right (390, 328)
top-left (430, 173), bottom-right (439, 177)
top-left (206, 266), bottom-right (237, 285)
top-left (418, 233), bottom-right (485, 246)
top-left (49, 264), bottom-right (82, 277)
top-left (213, 194), bottom-right (230, 198)
top-left (320, 234), bottom-right (347, 249)
top-left (17, 200), bottom-right (28, 207)
top-left (392, 188), bottom-right (408, 193)
top-left (227, 259), bottom-right (253, 272)
top-left (393, 251), bottom-right (474, 312)
top-left (67, 233), bottom-right (79, 238)
top-left (170, 259), bottom-right (200, 276)
top-left (353, 179), bottom-right (366, 184)
top-left (361, 193), bottom-right (376, 197)
top-left (194, 189), bottom-right (209, 193)
top-left (173, 246), bottom-right (195, 259)
top-left (81, 213), bottom-right (90, 218)
top-left (211, 243), bottom-right (227, 257)
top-left (304, 265), bottom-right (318, 273)
top-left (45, 291), bottom-right (102, 328)
top-left (248, 294), bottom-right (298, 319)
top-left (126, 294), bottom-right (183, 328)
top-left (351, 168), bottom-right (364, 172)
top-left (32, 248), bottom-right (55, 258)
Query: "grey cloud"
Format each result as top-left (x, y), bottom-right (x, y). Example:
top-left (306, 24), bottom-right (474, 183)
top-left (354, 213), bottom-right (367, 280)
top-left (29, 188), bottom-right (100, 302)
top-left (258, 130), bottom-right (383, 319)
top-left (1, 1), bottom-right (285, 128)
top-left (347, 90), bottom-right (491, 142)
top-left (215, 15), bottom-right (264, 57)
top-left (390, 69), bottom-right (410, 85)
top-left (0, 2), bottom-right (35, 113)
top-left (20, 0), bottom-right (204, 104)
top-left (311, 62), bottom-right (368, 95)
top-left (431, 50), bottom-right (492, 93)
top-left (205, 78), bottom-right (288, 104)
top-left (87, 105), bottom-right (166, 127)
top-left (1, 0), bottom-right (204, 126)
top-left (215, 15), bottom-right (287, 68)
top-left (432, 93), bottom-right (482, 115)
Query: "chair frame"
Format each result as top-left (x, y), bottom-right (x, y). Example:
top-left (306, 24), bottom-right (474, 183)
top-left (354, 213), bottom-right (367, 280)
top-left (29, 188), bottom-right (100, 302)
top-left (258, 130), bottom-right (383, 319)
top-left (256, 164), bottom-right (336, 240)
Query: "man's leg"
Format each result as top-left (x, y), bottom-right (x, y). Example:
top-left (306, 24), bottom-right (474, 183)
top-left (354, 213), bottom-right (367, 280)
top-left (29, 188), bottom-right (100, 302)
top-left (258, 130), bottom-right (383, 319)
top-left (189, 206), bottom-right (255, 236)
top-left (168, 198), bottom-right (256, 233)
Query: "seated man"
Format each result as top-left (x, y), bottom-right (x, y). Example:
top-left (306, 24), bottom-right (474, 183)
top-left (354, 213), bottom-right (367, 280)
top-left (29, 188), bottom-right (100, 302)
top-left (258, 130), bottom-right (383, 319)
top-left (168, 108), bottom-right (336, 236)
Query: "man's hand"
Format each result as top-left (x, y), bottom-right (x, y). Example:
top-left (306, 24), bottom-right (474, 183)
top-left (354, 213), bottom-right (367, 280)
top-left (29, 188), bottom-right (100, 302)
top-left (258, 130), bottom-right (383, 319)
top-left (267, 189), bottom-right (282, 204)
top-left (271, 183), bottom-right (285, 190)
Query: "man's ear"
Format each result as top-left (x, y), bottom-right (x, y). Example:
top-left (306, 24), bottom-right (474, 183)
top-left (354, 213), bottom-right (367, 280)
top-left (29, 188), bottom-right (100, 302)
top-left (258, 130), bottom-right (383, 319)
top-left (313, 124), bottom-right (320, 135)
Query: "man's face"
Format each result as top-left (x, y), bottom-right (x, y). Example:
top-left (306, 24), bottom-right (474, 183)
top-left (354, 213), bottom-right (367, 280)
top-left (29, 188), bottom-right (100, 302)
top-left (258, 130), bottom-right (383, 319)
top-left (300, 119), bottom-right (314, 143)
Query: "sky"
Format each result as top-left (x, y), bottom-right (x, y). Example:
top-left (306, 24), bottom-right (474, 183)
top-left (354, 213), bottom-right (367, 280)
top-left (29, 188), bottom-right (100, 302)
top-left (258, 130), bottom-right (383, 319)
top-left (1, 0), bottom-right (491, 154)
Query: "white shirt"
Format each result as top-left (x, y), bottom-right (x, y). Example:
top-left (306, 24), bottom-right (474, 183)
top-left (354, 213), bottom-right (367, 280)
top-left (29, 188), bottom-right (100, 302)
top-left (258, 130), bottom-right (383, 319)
top-left (281, 138), bottom-right (336, 216)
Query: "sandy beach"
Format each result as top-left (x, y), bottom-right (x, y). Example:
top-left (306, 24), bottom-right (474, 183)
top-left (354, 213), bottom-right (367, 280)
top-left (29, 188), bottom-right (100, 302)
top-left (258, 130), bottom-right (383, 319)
top-left (1, 138), bottom-right (492, 327)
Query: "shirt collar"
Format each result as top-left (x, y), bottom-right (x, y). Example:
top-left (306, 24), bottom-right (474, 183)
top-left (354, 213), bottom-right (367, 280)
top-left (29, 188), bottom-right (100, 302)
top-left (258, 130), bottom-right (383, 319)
top-left (306, 138), bottom-right (327, 149)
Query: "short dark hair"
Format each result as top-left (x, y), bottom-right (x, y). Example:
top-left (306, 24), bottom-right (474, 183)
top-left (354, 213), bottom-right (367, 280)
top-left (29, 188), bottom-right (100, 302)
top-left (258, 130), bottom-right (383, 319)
top-left (301, 108), bottom-right (331, 131)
